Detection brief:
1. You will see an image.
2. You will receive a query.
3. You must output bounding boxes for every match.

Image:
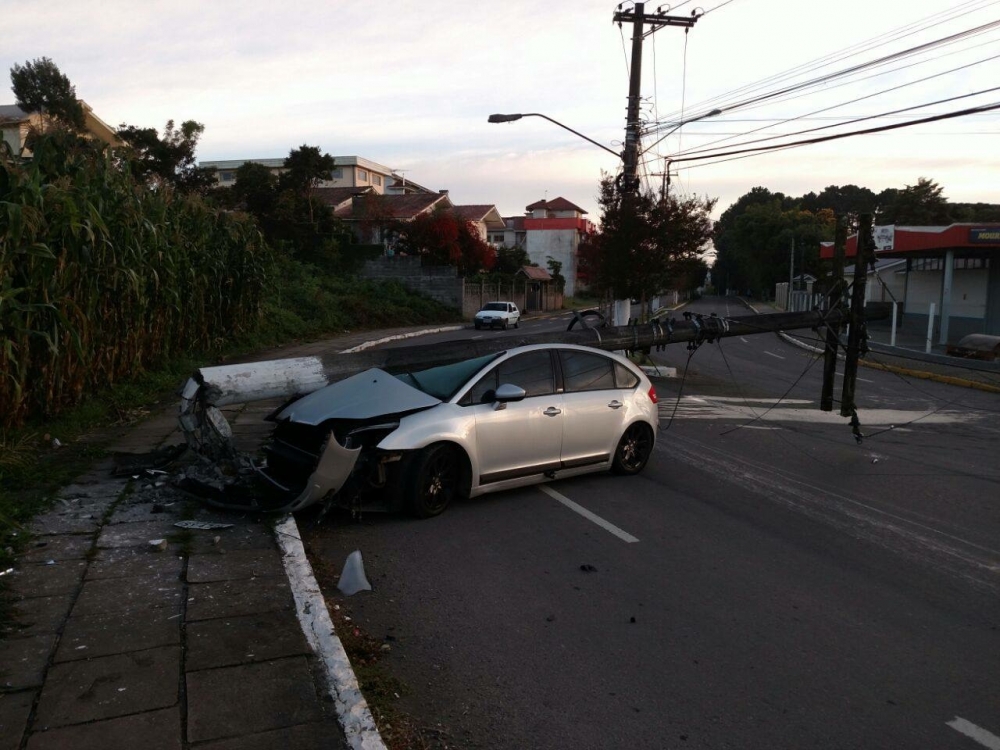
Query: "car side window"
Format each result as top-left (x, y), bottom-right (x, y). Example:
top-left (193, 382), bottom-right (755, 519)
top-left (559, 350), bottom-right (616, 392)
top-left (498, 350), bottom-right (555, 397)
top-left (462, 369), bottom-right (498, 406)
top-left (614, 362), bottom-right (640, 389)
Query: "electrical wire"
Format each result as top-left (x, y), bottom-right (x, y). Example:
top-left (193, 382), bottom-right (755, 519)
top-left (655, 0), bottom-right (1000, 124)
top-left (660, 347), bottom-right (699, 431)
top-left (699, 0), bottom-right (738, 15)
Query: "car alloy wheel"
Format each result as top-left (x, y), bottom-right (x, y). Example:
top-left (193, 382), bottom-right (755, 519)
top-left (408, 443), bottom-right (460, 518)
top-left (612, 423), bottom-right (653, 475)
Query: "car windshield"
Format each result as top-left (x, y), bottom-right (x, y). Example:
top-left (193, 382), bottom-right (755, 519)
top-left (482, 303), bottom-right (508, 311)
top-left (394, 352), bottom-right (502, 400)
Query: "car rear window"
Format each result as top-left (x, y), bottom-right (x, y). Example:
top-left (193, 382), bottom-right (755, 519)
top-left (559, 350), bottom-right (616, 392)
top-left (615, 362), bottom-right (640, 388)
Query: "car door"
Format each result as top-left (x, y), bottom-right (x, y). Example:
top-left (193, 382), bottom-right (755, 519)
top-left (463, 350), bottom-right (563, 484)
top-left (556, 349), bottom-right (626, 468)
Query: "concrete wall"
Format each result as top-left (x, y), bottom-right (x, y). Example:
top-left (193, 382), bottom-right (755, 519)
top-left (360, 257), bottom-right (463, 310)
top-left (525, 229), bottom-right (578, 297)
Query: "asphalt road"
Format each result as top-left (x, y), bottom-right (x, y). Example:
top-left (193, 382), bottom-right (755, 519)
top-left (303, 299), bottom-right (1000, 749)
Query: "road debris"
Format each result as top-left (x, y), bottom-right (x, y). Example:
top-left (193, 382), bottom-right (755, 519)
top-left (148, 539), bottom-right (168, 552)
top-left (338, 550), bottom-right (372, 596)
top-left (173, 520), bottom-right (234, 530)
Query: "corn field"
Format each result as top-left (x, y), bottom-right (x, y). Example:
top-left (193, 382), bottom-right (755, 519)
top-left (0, 134), bottom-right (271, 430)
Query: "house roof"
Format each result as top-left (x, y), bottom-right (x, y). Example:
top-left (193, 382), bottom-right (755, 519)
top-left (312, 186), bottom-right (374, 208)
top-left (517, 265), bottom-right (552, 281)
top-left (525, 197), bottom-right (588, 214)
top-left (0, 104), bottom-right (30, 123)
top-left (453, 204), bottom-right (505, 229)
top-left (335, 192), bottom-right (453, 221)
top-left (387, 175), bottom-right (436, 194)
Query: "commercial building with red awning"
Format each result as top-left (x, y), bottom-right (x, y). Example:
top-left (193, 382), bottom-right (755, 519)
top-left (820, 223), bottom-right (1000, 342)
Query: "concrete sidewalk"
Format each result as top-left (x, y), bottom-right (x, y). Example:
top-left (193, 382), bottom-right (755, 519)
top-left (0, 325), bottom-right (459, 750)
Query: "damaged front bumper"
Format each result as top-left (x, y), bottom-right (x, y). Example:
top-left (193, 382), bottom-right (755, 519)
top-left (256, 435), bottom-right (361, 513)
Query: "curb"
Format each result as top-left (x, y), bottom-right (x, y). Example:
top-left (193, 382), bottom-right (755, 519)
top-left (270, 322), bottom-right (458, 748)
top-left (738, 298), bottom-right (1000, 394)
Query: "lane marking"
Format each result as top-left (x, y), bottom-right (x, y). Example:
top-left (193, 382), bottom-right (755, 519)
top-left (740, 337), bottom-right (749, 343)
top-left (947, 717), bottom-right (1000, 749)
top-left (539, 485), bottom-right (639, 543)
top-left (834, 371), bottom-right (874, 383)
top-left (275, 516), bottom-right (387, 750)
top-left (764, 351), bottom-right (785, 360)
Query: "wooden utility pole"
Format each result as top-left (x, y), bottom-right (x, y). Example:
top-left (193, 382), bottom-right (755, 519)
top-left (841, 213), bottom-right (877, 418)
top-left (820, 217), bottom-right (847, 412)
top-left (613, 2), bottom-right (697, 193)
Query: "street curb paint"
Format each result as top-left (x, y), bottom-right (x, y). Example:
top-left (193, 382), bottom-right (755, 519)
top-left (275, 515), bottom-right (388, 750)
top-left (340, 325), bottom-right (463, 353)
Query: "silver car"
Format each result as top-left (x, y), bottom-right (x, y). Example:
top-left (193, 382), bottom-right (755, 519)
top-left (258, 344), bottom-right (659, 517)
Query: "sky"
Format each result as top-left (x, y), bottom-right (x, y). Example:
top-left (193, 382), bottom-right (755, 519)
top-left (3, 0), bottom-right (999, 224)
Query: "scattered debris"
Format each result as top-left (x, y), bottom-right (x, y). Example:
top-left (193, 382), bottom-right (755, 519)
top-left (52, 437), bottom-right (62, 448)
top-left (0, 568), bottom-right (14, 577)
top-left (148, 539), bottom-right (168, 552)
top-left (173, 520), bottom-right (234, 531)
top-left (580, 564), bottom-right (598, 573)
top-left (212, 535), bottom-right (221, 546)
top-left (337, 550), bottom-right (372, 596)
top-left (630, 616), bottom-right (637, 624)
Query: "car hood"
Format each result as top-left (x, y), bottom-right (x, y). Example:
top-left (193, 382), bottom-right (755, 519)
top-left (275, 368), bottom-right (441, 426)
top-left (477, 310), bottom-right (506, 317)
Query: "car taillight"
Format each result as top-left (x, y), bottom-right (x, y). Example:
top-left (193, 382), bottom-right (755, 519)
top-left (647, 385), bottom-right (658, 404)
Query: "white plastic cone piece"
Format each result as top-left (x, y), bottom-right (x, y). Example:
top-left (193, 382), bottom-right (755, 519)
top-left (337, 550), bottom-right (372, 596)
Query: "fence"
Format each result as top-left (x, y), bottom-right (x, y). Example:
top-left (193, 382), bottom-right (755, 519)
top-left (461, 280), bottom-right (563, 318)
top-left (775, 282), bottom-right (827, 312)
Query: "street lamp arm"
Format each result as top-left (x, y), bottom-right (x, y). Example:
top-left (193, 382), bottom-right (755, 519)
top-left (642, 108), bottom-right (722, 154)
top-left (488, 112), bottom-right (621, 159)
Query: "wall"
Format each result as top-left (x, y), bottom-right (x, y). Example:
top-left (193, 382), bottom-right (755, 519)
top-left (360, 257), bottom-right (463, 310)
top-left (526, 228), bottom-right (579, 297)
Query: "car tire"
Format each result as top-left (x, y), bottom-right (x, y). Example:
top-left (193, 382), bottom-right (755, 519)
top-left (406, 443), bottom-right (461, 518)
top-left (502, 319), bottom-right (509, 330)
top-left (611, 423), bottom-right (654, 475)
top-left (514, 319), bottom-right (519, 329)
top-left (474, 322), bottom-right (481, 330)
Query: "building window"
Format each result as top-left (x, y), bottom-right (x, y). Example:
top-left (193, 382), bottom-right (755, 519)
top-left (358, 169), bottom-right (368, 182)
top-left (332, 167), bottom-right (343, 178)
top-left (219, 171), bottom-right (235, 182)
top-left (373, 174), bottom-right (382, 186)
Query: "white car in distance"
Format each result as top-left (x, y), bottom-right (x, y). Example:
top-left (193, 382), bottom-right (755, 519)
top-left (474, 301), bottom-right (520, 330)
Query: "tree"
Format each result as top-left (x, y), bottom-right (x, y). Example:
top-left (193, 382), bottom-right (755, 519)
top-left (493, 245), bottom-right (532, 275)
top-left (280, 145), bottom-right (336, 194)
top-left (546, 257), bottom-right (566, 292)
top-left (877, 177), bottom-right (951, 226)
top-left (392, 208), bottom-right (496, 275)
top-left (9, 57), bottom-right (85, 130)
top-left (117, 119), bottom-right (215, 193)
top-left (586, 175), bottom-right (715, 300)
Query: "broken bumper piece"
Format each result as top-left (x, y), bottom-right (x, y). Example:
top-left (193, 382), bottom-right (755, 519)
top-left (255, 435), bottom-right (361, 512)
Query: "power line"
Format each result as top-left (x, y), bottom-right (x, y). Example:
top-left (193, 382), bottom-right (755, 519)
top-left (667, 100), bottom-right (1000, 165)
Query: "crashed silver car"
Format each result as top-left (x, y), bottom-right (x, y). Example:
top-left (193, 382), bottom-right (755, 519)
top-left (257, 343), bottom-right (660, 517)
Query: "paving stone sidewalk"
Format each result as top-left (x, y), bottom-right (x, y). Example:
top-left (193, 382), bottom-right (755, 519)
top-left (0, 326), bottom-right (448, 750)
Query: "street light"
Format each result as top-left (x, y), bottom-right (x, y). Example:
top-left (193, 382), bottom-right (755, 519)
top-left (487, 112), bottom-right (621, 160)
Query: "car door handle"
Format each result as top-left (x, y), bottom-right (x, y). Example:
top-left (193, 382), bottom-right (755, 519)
top-left (608, 400), bottom-right (623, 410)
top-left (543, 407), bottom-right (562, 417)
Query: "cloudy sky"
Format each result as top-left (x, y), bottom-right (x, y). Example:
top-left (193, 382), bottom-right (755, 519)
top-left (3, 0), bottom-right (999, 221)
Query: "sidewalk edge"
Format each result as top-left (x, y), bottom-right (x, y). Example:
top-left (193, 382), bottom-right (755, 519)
top-left (275, 515), bottom-right (388, 750)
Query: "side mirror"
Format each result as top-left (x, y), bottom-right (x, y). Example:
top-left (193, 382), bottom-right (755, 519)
top-left (493, 383), bottom-right (526, 410)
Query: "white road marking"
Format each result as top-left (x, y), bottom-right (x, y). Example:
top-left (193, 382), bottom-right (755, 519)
top-left (471, 335), bottom-right (483, 339)
top-left (764, 351), bottom-right (785, 360)
top-left (834, 371), bottom-right (874, 383)
top-left (947, 717), bottom-right (1000, 749)
top-left (275, 516), bottom-right (387, 750)
top-left (740, 337), bottom-right (749, 343)
top-left (539, 485), bottom-right (639, 543)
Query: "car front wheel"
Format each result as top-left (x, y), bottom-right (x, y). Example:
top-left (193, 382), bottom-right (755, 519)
top-left (611, 423), bottom-right (654, 475)
top-left (406, 444), bottom-right (461, 518)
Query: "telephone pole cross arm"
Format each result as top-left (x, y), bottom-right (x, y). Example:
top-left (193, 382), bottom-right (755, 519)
top-left (613, 2), bottom-right (699, 193)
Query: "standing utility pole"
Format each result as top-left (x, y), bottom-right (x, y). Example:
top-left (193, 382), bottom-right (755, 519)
top-left (613, 2), bottom-right (698, 193)
top-left (820, 218), bottom-right (847, 412)
top-left (788, 236), bottom-right (795, 310)
top-left (841, 213), bottom-right (877, 421)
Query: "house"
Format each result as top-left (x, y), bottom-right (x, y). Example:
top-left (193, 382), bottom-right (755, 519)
top-left (0, 101), bottom-right (120, 155)
top-left (494, 215), bottom-right (527, 249)
top-left (327, 190), bottom-right (455, 245)
top-left (518, 197), bottom-right (596, 298)
top-left (452, 205), bottom-right (505, 242)
top-left (820, 223), bottom-right (1000, 341)
top-left (199, 155), bottom-right (436, 195)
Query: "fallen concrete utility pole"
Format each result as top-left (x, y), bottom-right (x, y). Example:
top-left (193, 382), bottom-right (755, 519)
top-left (178, 304), bottom-right (890, 459)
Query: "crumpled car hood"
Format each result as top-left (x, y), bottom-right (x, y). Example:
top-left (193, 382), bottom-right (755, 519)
top-left (275, 368), bottom-right (441, 426)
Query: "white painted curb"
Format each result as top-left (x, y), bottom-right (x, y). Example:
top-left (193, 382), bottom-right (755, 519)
top-left (275, 515), bottom-right (388, 750)
top-left (341, 325), bottom-right (463, 353)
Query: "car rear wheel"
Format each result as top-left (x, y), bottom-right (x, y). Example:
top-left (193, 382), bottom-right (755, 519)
top-left (611, 423), bottom-right (654, 475)
top-left (406, 444), bottom-right (460, 518)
